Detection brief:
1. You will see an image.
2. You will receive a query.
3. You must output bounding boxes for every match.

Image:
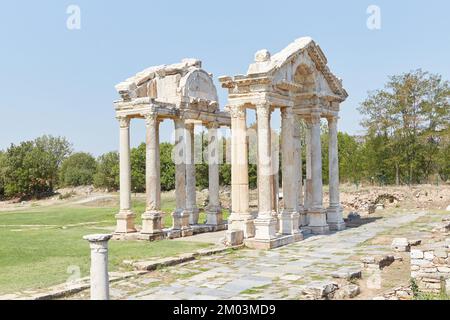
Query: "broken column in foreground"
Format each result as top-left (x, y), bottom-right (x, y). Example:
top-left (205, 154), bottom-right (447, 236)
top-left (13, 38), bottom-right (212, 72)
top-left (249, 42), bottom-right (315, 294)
top-left (83, 234), bottom-right (112, 300)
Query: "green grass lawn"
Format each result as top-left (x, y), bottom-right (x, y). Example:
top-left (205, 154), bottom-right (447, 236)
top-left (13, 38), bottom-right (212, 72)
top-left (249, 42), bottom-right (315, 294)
top-left (0, 196), bottom-right (227, 294)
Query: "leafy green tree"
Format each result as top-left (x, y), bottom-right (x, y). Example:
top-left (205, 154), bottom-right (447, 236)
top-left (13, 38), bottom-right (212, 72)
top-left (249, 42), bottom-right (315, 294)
top-left (0, 151), bottom-right (6, 198)
top-left (160, 142), bottom-right (175, 191)
top-left (359, 69), bottom-right (449, 184)
top-left (34, 135), bottom-right (72, 188)
top-left (3, 141), bottom-right (54, 198)
top-left (59, 152), bottom-right (97, 187)
top-left (130, 143), bottom-right (146, 193)
top-left (93, 152), bottom-right (120, 191)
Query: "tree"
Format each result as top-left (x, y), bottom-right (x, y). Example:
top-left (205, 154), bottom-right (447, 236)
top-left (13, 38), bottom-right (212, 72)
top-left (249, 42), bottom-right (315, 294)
top-left (130, 143), bottom-right (146, 193)
top-left (93, 152), bottom-right (120, 191)
top-left (358, 69), bottom-right (449, 184)
top-left (160, 142), bottom-right (175, 191)
top-left (3, 141), bottom-right (54, 198)
top-left (0, 151), bottom-right (6, 199)
top-left (34, 135), bottom-right (72, 188)
top-left (59, 152), bottom-right (97, 187)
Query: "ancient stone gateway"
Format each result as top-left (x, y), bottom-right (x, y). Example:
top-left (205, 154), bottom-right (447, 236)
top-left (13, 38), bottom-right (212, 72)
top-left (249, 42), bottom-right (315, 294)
top-left (219, 37), bottom-right (348, 248)
top-left (113, 37), bottom-right (348, 249)
top-left (113, 59), bottom-right (230, 239)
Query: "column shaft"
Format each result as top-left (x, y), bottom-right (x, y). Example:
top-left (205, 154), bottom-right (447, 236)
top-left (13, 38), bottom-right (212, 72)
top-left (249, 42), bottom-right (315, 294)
top-left (327, 116), bottom-right (345, 230)
top-left (172, 118), bottom-right (191, 234)
top-left (206, 122), bottom-right (223, 225)
top-left (185, 124), bottom-right (199, 225)
top-left (115, 116), bottom-right (135, 233)
top-left (254, 104), bottom-right (277, 241)
top-left (280, 108), bottom-right (298, 235)
top-left (141, 112), bottom-right (162, 235)
top-left (307, 113), bottom-right (329, 234)
top-left (293, 115), bottom-right (306, 226)
top-left (228, 105), bottom-right (253, 238)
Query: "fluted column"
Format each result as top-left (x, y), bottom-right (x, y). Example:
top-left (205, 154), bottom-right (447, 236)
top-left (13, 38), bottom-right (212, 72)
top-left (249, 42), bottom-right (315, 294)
top-left (206, 122), bottom-right (223, 225)
top-left (172, 118), bottom-right (191, 234)
top-left (185, 123), bottom-right (199, 225)
top-left (307, 113), bottom-right (329, 234)
top-left (254, 103), bottom-right (277, 240)
top-left (141, 112), bottom-right (162, 235)
top-left (279, 107), bottom-right (299, 235)
top-left (115, 116), bottom-right (136, 233)
top-left (327, 115), bottom-right (345, 230)
top-left (293, 115), bottom-right (306, 227)
top-left (227, 105), bottom-right (254, 237)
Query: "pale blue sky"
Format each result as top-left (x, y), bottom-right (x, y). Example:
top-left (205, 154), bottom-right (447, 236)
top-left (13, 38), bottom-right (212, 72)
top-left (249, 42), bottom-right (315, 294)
top-left (0, 1), bottom-right (449, 155)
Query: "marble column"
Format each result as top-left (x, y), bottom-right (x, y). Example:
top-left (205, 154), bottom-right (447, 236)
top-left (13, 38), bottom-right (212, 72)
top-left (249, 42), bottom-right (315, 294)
top-left (293, 115), bottom-right (306, 227)
top-left (185, 123), bottom-right (199, 225)
top-left (206, 122), bottom-right (223, 225)
top-left (227, 105), bottom-right (254, 238)
top-left (115, 116), bottom-right (136, 233)
top-left (327, 115), bottom-right (346, 230)
top-left (270, 120), bottom-right (280, 233)
top-left (83, 234), bottom-right (112, 300)
top-left (304, 120), bottom-right (313, 225)
top-left (172, 118), bottom-right (191, 234)
top-left (307, 113), bottom-right (329, 234)
top-left (141, 112), bottom-right (162, 235)
top-left (254, 104), bottom-right (277, 241)
top-left (279, 107), bottom-right (299, 235)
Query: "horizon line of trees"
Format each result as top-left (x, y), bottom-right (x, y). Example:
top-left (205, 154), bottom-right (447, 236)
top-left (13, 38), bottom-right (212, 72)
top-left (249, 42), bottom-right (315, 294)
top-left (0, 69), bottom-right (448, 200)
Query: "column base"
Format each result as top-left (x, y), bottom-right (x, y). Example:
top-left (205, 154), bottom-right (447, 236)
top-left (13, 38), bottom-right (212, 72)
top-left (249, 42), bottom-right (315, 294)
top-left (278, 210), bottom-right (300, 235)
top-left (272, 210), bottom-right (280, 233)
top-left (205, 205), bottom-right (223, 225)
top-left (327, 206), bottom-right (346, 231)
top-left (228, 213), bottom-right (255, 238)
top-left (307, 207), bottom-right (330, 235)
top-left (186, 207), bottom-right (200, 225)
top-left (298, 206), bottom-right (307, 227)
top-left (254, 214), bottom-right (277, 241)
top-left (245, 233), bottom-right (303, 249)
top-left (141, 210), bottom-right (163, 235)
top-left (114, 210), bottom-right (136, 233)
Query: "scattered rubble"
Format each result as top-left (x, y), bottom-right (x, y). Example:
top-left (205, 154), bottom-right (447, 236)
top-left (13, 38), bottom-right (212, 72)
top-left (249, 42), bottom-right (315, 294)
top-left (331, 268), bottom-right (362, 280)
top-left (362, 255), bottom-right (395, 270)
top-left (335, 284), bottom-right (360, 299)
top-left (302, 281), bottom-right (339, 299)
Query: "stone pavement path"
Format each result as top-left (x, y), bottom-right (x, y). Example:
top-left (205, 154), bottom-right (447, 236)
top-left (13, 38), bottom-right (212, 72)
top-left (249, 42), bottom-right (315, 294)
top-left (70, 211), bottom-right (427, 300)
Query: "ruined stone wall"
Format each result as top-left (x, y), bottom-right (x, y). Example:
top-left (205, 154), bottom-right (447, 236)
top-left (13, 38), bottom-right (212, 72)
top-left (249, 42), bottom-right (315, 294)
top-left (410, 239), bottom-right (450, 294)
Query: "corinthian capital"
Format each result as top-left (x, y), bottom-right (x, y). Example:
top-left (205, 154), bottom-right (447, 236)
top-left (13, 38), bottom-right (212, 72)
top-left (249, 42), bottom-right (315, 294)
top-left (117, 115), bottom-right (130, 128)
top-left (144, 112), bottom-right (158, 126)
top-left (226, 105), bottom-right (246, 119)
top-left (255, 103), bottom-right (271, 119)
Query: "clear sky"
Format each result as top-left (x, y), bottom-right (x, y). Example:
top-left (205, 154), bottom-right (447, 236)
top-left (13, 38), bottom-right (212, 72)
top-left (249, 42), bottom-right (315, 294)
top-left (0, 1), bottom-right (449, 155)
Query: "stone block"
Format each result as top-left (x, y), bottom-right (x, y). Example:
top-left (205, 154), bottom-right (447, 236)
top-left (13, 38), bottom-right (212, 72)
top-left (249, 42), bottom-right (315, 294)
top-left (424, 251), bottom-right (434, 261)
top-left (303, 281), bottom-right (338, 299)
top-left (437, 266), bottom-right (450, 273)
top-left (434, 249), bottom-right (448, 258)
top-left (392, 238), bottom-right (410, 252)
top-left (411, 249), bottom-right (424, 259)
top-left (335, 284), bottom-right (360, 299)
top-left (411, 259), bottom-right (433, 267)
top-left (225, 230), bottom-right (244, 246)
top-left (331, 268), bottom-right (362, 280)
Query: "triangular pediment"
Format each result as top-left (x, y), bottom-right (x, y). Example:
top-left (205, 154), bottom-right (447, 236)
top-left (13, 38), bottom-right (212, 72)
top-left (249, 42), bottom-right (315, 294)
top-left (247, 37), bottom-right (347, 99)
